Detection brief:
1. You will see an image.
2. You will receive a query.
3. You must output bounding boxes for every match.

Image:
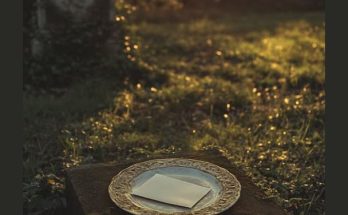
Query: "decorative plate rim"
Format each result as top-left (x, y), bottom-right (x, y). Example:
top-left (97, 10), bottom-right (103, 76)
top-left (108, 158), bottom-right (241, 215)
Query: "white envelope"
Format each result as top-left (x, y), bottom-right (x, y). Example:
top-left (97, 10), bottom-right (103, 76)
top-left (131, 174), bottom-right (211, 208)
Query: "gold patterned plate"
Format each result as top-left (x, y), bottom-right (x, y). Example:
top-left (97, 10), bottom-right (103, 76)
top-left (108, 158), bottom-right (241, 214)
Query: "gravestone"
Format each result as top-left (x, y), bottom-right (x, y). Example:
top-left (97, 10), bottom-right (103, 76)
top-left (31, 0), bottom-right (116, 57)
top-left (65, 151), bottom-right (288, 215)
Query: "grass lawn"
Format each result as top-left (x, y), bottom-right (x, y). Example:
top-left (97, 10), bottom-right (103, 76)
top-left (23, 8), bottom-right (325, 215)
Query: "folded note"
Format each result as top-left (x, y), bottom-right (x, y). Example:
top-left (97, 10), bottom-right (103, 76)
top-left (131, 174), bottom-right (211, 208)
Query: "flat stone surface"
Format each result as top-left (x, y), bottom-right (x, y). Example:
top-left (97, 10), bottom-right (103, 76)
top-left (65, 151), bottom-right (288, 215)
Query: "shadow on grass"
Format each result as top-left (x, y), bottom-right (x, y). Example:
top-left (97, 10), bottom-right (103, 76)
top-left (23, 48), bottom-right (170, 214)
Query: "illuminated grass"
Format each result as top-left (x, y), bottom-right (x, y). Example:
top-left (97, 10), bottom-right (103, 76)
top-left (24, 11), bottom-right (324, 215)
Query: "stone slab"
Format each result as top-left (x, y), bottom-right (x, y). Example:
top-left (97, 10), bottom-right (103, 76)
top-left (65, 151), bottom-right (288, 215)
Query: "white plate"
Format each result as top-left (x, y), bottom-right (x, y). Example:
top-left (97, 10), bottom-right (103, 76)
top-left (109, 158), bottom-right (241, 215)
